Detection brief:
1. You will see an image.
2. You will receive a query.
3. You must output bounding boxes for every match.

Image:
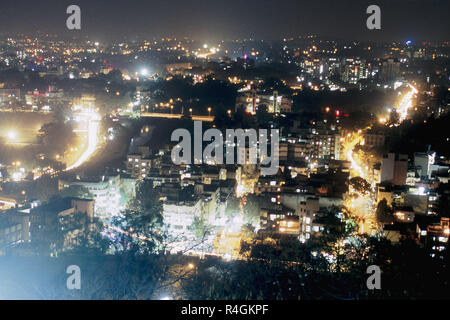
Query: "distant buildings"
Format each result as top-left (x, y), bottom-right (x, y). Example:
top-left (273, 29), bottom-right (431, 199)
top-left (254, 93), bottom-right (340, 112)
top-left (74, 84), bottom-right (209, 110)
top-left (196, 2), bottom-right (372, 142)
top-left (341, 58), bottom-right (370, 84)
top-left (380, 58), bottom-right (401, 82)
top-left (0, 88), bottom-right (20, 105)
top-left (235, 89), bottom-right (292, 114)
top-left (165, 62), bottom-right (192, 75)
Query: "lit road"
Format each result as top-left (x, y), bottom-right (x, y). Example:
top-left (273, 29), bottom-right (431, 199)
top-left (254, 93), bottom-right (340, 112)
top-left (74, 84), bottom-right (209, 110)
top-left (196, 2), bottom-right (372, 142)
top-left (397, 84), bottom-right (418, 123)
top-left (65, 111), bottom-right (101, 171)
top-left (379, 83), bottom-right (418, 125)
top-left (342, 131), bottom-right (377, 234)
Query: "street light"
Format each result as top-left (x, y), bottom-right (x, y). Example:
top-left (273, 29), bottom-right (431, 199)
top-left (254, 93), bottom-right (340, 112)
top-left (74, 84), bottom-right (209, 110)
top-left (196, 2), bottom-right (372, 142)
top-left (189, 108), bottom-right (193, 117)
top-left (208, 107), bottom-right (211, 116)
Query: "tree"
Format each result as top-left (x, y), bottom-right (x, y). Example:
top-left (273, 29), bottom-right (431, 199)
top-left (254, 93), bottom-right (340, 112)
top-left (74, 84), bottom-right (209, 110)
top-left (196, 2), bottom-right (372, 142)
top-left (256, 104), bottom-right (271, 128)
top-left (60, 213), bottom-right (110, 255)
top-left (376, 199), bottom-right (394, 225)
top-left (189, 216), bottom-right (212, 240)
top-left (112, 180), bottom-right (165, 254)
top-left (349, 177), bottom-right (371, 194)
top-left (38, 121), bottom-right (76, 156)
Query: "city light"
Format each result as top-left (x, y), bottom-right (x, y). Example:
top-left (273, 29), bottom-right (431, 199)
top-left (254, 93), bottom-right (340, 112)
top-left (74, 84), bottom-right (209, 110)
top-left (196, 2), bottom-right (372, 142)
top-left (140, 68), bottom-right (149, 76)
top-left (396, 84), bottom-right (418, 123)
top-left (65, 110), bottom-right (101, 171)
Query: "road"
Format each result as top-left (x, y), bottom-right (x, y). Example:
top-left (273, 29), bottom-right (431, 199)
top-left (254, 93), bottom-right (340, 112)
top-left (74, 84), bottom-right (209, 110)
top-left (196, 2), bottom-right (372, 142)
top-left (65, 111), bottom-right (101, 171)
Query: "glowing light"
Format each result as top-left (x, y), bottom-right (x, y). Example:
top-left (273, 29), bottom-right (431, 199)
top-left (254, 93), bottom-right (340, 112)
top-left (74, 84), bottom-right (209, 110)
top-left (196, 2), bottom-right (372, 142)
top-left (140, 68), bottom-right (148, 76)
top-left (396, 84), bottom-right (418, 123)
top-left (7, 130), bottom-right (17, 140)
top-left (12, 172), bottom-right (23, 181)
top-left (65, 111), bottom-right (100, 171)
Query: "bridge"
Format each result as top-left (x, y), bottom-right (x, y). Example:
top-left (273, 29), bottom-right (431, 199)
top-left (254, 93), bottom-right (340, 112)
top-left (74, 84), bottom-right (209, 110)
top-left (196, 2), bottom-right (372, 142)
top-left (140, 112), bottom-right (214, 122)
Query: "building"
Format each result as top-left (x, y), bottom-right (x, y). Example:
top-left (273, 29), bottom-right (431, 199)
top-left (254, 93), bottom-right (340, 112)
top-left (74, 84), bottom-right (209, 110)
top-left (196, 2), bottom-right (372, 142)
top-left (163, 200), bottom-right (200, 235)
top-left (341, 58), bottom-right (370, 84)
top-left (58, 175), bottom-right (134, 218)
top-left (0, 88), bottom-right (20, 105)
top-left (0, 211), bottom-right (30, 253)
top-left (392, 206), bottom-right (415, 223)
top-left (302, 125), bottom-right (341, 160)
top-left (126, 153), bottom-right (161, 179)
top-left (298, 197), bottom-right (320, 241)
top-left (380, 58), bottom-right (401, 82)
top-left (30, 197), bottom-right (95, 250)
top-left (259, 200), bottom-right (297, 235)
top-left (72, 94), bottom-right (96, 111)
top-left (426, 217), bottom-right (450, 260)
top-left (414, 151), bottom-right (436, 180)
top-left (235, 89), bottom-right (292, 114)
top-left (363, 132), bottom-right (385, 148)
top-left (381, 153), bottom-right (408, 186)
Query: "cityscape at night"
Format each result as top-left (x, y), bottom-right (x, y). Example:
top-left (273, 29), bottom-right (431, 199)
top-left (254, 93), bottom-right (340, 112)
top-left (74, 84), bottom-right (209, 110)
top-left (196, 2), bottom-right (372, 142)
top-left (0, 0), bottom-right (449, 309)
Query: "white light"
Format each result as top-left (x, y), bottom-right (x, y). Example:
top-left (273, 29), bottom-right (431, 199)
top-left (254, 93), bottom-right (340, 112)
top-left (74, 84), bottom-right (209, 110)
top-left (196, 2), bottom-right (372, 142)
top-left (7, 131), bottom-right (17, 140)
top-left (140, 68), bottom-right (148, 76)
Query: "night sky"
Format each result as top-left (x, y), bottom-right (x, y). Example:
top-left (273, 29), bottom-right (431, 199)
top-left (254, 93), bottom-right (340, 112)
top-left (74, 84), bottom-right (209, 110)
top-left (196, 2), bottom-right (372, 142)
top-left (0, 0), bottom-right (448, 42)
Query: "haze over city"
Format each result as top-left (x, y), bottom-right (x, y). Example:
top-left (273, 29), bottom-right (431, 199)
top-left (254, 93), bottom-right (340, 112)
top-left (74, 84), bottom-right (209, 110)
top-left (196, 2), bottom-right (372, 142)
top-left (0, 0), bottom-right (449, 41)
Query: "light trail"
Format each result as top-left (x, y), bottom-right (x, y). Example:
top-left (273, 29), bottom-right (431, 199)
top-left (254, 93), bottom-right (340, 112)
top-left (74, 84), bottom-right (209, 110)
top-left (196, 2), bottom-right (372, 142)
top-left (65, 111), bottom-right (100, 171)
top-left (379, 83), bottom-right (418, 125)
top-left (396, 83), bottom-right (418, 123)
